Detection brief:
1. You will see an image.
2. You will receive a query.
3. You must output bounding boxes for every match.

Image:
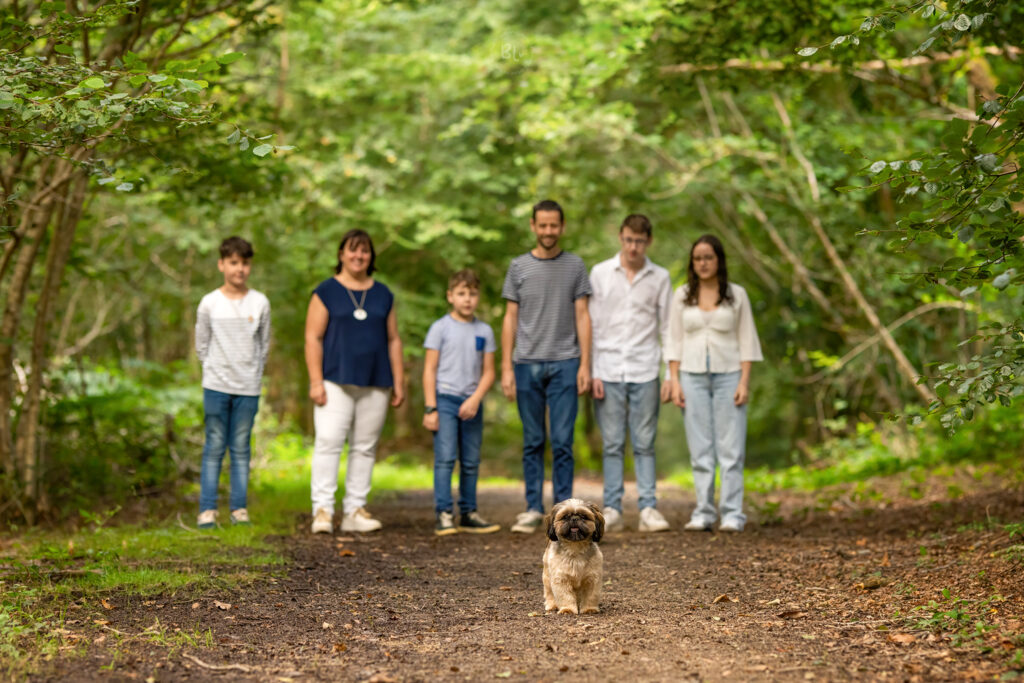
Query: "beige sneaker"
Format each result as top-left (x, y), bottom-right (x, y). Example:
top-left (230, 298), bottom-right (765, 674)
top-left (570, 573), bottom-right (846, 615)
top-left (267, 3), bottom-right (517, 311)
top-left (510, 510), bottom-right (544, 533)
top-left (311, 508), bottom-right (333, 534)
top-left (230, 508), bottom-right (250, 525)
top-left (638, 507), bottom-right (670, 532)
top-left (340, 507), bottom-right (382, 533)
top-left (197, 509), bottom-right (218, 529)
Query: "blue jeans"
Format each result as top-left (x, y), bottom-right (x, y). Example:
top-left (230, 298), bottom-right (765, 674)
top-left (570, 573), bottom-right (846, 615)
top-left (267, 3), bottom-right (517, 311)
top-left (199, 388), bottom-right (260, 512)
top-left (433, 393), bottom-right (484, 514)
top-left (594, 379), bottom-right (660, 512)
top-left (679, 370), bottom-right (746, 527)
top-left (514, 358), bottom-right (580, 513)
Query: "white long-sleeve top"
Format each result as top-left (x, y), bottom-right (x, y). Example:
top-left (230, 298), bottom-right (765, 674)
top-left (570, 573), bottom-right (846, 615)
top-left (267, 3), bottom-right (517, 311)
top-left (588, 254), bottom-right (672, 383)
top-left (195, 288), bottom-right (271, 396)
top-left (665, 283), bottom-right (763, 373)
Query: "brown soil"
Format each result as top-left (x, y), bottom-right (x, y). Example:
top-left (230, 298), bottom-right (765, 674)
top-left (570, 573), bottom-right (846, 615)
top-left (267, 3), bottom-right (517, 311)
top-left (30, 476), bottom-right (1024, 682)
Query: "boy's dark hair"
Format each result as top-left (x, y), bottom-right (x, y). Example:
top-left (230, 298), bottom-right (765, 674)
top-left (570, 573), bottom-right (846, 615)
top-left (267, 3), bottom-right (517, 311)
top-left (219, 236), bottom-right (254, 259)
top-left (448, 268), bottom-right (481, 291)
top-left (336, 229), bottom-right (376, 276)
top-left (531, 199), bottom-right (564, 224)
top-left (620, 214), bottom-right (652, 237)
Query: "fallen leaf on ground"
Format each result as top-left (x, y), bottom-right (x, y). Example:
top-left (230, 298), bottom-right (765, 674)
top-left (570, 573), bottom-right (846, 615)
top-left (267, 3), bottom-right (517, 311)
top-left (779, 610), bottom-right (808, 619)
top-left (527, 612), bottom-right (541, 617)
top-left (746, 665), bottom-right (769, 672)
top-left (495, 672), bottom-right (511, 679)
top-left (766, 598), bottom-right (781, 605)
top-left (499, 586), bottom-right (512, 591)
top-left (713, 594), bottom-right (739, 604)
top-left (587, 638), bottom-right (606, 646)
top-left (879, 551), bottom-right (890, 567)
top-left (214, 600), bottom-right (231, 610)
top-left (322, 622), bottom-right (333, 630)
top-left (333, 643), bottom-right (347, 652)
top-left (367, 674), bottom-right (395, 683)
top-left (339, 549), bottom-right (355, 557)
top-left (887, 633), bottom-right (916, 644)
top-left (191, 602), bottom-right (200, 609)
top-left (101, 599), bottom-right (114, 610)
top-left (92, 619), bottom-right (109, 625)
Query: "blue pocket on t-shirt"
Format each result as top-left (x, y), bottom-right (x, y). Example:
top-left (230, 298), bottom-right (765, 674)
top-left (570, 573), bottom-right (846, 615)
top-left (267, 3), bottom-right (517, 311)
top-left (475, 336), bottom-right (486, 351)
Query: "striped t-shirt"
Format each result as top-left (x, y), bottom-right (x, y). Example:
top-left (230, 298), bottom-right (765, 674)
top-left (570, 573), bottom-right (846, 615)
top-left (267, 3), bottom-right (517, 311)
top-left (501, 251), bottom-right (592, 363)
top-left (195, 288), bottom-right (271, 396)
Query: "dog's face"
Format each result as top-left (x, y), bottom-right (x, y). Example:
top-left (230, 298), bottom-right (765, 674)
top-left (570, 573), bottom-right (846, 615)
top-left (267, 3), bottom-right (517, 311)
top-left (546, 499), bottom-right (604, 544)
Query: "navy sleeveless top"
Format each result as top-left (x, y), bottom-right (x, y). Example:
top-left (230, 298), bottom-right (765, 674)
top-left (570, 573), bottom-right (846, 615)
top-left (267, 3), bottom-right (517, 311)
top-left (313, 278), bottom-right (394, 388)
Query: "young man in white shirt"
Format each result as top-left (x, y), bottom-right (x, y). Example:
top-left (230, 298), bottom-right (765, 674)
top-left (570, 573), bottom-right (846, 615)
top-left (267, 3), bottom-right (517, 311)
top-left (588, 214), bottom-right (672, 532)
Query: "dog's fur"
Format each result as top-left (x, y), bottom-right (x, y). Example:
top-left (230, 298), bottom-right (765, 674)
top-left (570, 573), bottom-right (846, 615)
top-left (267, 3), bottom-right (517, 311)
top-left (542, 499), bottom-right (605, 614)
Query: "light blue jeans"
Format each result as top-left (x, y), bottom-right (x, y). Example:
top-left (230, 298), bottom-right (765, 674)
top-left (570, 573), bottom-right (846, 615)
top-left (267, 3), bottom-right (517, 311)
top-left (199, 388), bottom-right (260, 513)
top-left (679, 370), bottom-right (747, 527)
top-left (594, 379), bottom-right (660, 512)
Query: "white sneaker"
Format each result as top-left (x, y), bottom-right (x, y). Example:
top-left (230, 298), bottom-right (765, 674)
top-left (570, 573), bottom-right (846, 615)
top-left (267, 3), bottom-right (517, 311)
top-left (719, 520), bottom-right (744, 533)
top-left (638, 507), bottom-right (670, 532)
top-left (341, 507), bottom-right (382, 533)
top-left (510, 510), bottom-right (544, 533)
top-left (230, 508), bottom-right (250, 525)
top-left (684, 519), bottom-right (712, 531)
top-left (197, 509), bottom-right (218, 529)
top-left (311, 508), bottom-right (333, 534)
top-left (602, 507), bottom-right (624, 533)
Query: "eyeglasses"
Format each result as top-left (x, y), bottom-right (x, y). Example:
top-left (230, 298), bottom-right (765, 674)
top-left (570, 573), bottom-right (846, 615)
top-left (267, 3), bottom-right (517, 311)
top-left (621, 237), bottom-right (648, 247)
top-left (692, 254), bottom-right (717, 262)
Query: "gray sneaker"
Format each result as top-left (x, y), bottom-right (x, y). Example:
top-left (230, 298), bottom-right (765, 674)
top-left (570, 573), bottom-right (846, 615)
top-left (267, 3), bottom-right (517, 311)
top-left (510, 510), bottom-right (544, 533)
top-left (602, 506), bottom-right (624, 533)
top-left (638, 507), bottom-right (670, 532)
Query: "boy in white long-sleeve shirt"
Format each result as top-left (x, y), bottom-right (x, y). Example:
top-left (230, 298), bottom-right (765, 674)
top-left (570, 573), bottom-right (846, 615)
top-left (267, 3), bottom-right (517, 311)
top-left (195, 236), bottom-right (271, 529)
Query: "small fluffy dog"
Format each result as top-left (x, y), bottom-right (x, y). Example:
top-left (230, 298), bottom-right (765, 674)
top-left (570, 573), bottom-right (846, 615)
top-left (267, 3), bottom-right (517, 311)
top-left (542, 499), bottom-right (605, 614)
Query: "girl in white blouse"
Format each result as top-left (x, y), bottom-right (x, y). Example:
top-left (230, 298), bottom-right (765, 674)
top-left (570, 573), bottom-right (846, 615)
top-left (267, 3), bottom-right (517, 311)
top-left (664, 235), bottom-right (763, 532)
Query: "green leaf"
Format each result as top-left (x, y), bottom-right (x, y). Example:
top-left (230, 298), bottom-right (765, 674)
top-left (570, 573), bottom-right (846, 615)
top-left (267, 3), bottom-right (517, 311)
top-left (992, 270), bottom-right (1015, 290)
top-left (829, 35), bottom-right (847, 48)
top-left (921, 4), bottom-right (935, 18)
top-left (239, 138), bottom-right (249, 152)
top-left (252, 144), bottom-right (273, 157)
top-left (796, 47), bottom-right (818, 57)
top-left (54, 44), bottom-right (74, 55)
top-left (129, 74), bottom-right (148, 87)
top-left (217, 52), bottom-right (245, 65)
top-left (115, 182), bottom-right (134, 192)
top-left (868, 160), bottom-right (887, 174)
top-left (952, 14), bottom-right (971, 31)
top-left (226, 129), bottom-right (240, 144)
top-left (148, 74), bottom-right (169, 84)
top-left (80, 77), bottom-right (105, 89)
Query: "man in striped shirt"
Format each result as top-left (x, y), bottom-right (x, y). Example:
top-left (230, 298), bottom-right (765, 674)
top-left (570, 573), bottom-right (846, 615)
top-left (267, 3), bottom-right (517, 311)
top-left (501, 200), bottom-right (592, 533)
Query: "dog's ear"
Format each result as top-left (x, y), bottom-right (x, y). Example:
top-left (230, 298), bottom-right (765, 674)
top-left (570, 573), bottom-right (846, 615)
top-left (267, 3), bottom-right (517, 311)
top-left (588, 502), bottom-right (605, 543)
top-left (545, 503), bottom-right (561, 542)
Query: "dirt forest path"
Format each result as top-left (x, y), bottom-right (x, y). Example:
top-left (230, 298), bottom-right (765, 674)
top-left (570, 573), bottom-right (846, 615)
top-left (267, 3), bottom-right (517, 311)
top-left (38, 478), bottom-right (1024, 682)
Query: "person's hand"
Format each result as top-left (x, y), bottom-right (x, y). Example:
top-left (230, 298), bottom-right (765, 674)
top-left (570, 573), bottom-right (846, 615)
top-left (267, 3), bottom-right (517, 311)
top-left (501, 367), bottom-right (516, 401)
top-left (391, 383), bottom-right (405, 408)
top-left (458, 397), bottom-right (480, 420)
top-left (670, 380), bottom-right (686, 409)
top-left (422, 412), bottom-right (439, 432)
top-left (591, 377), bottom-right (605, 400)
top-left (734, 383), bottom-right (749, 406)
top-left (577, 365), bottom-right (591, 395)
top-left (310, 382), bottom-right (327, 407)
top-left (659, 380), bottom-right (673, 404)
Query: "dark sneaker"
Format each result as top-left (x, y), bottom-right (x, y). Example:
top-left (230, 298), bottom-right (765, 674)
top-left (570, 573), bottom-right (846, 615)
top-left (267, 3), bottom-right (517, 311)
top-left (459, 511), bottom-right (500, 534)
top-left (435, 510), bottom-right (458, 536)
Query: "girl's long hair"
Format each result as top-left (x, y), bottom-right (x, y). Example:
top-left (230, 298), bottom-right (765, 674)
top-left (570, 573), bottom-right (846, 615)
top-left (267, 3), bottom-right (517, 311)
top-left (684, 234), bottom-right (733, 306)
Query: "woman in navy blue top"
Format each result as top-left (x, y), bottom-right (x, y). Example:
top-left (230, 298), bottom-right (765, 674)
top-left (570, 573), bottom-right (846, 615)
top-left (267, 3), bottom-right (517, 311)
top-left (305, 229), bottom-right (405, 534)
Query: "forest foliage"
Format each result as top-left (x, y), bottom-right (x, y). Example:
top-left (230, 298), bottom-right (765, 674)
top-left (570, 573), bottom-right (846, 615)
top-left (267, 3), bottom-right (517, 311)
top-left (1, 0), bottom-right (1022, 523)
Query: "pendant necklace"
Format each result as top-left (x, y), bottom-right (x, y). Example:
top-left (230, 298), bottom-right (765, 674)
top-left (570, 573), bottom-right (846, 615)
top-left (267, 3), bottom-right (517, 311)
top-left (346, 285), bottom-right (369, 321)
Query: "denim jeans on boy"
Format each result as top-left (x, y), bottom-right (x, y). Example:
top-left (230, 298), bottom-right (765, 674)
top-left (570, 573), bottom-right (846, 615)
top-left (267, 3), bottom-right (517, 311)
top-left (594, 379), bottom-right (660, 513)
top-left (433, 393), bottom-right (484, 514)
top-left (199, 388), bottom-right (260, 513)
top-left (679, 370), bottom-right (746, 527)
top-left (514, 358), bottom-right (579, 513)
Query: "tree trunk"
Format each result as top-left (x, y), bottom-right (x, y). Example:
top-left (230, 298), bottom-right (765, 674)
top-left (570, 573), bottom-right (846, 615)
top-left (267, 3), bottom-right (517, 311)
top-left (14, 172), bottom-right (88, 513)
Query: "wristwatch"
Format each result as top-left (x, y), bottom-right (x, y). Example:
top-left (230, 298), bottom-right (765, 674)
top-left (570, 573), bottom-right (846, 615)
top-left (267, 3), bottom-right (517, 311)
top-left (424, 406), bottom-right (437, 415)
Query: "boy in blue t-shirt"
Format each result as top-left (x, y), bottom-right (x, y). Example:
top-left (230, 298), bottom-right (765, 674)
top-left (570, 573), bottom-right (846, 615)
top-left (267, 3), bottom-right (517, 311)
top-left (423, 269), bottom-right (499, 535)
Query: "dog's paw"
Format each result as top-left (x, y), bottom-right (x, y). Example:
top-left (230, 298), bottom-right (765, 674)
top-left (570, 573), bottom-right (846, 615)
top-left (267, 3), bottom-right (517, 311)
top-left (581, 606), bottom-right (600, 614)
top-left (557, 606), bottom-right (578, 615)
top-left (544, 601), bottom-right (557, 612)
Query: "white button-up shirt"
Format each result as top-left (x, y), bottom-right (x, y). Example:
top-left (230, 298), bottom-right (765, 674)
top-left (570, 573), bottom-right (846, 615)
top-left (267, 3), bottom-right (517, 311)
top-left (588, 254), bottom-right (672, 383)
top-left (666, 283), bottom-right (763, 373)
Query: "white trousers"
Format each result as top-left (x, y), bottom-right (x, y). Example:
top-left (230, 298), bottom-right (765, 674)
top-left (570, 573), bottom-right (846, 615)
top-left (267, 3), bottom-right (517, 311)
top-left (311, 382), bottom-right (390, 516)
